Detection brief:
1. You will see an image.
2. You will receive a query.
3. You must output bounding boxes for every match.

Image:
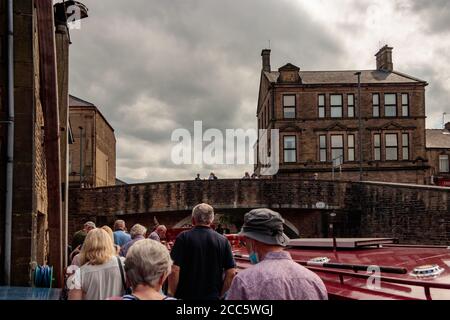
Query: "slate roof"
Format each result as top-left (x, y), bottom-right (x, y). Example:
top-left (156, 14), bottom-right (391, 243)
top-left (69, 95), bottom-right (115, 132)
top-left (264, 70), bottom-right (427, 85)
top-left (69, 95), bottom-right (96, 107)
top-left (426, 129), bottom-right (450, 149)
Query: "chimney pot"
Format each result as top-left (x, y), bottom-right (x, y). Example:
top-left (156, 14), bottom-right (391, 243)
top-left (261, 49), bottom-right (271, 72)
top-left (375, 45), bottom-right (394, 72)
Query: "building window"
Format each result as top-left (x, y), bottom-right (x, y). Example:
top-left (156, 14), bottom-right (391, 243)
top-left (385, 133), bottom-right (398, 161)
top-left (384, 94), bottom-right (397, 117)
top-left (440, 155), bottom-right (449, 173)
top-left (402, 93), bottom-right (409, 117)
top-left (331, 135), bottom-right (344, 164)
top-left (319, 135), bottom-right (327, 162)
top-left (330, 95), bottom-right (343, 118)
top-left (284, 136), bottom-right (297, 163)
top-left (318, 94), bottom-right (325, 119)
top-left (348, 94), bottom-right (355, 118)
top-left (374, 134), bottom-right (381, 161)
top-left (348, 135), bottom-right (355, 162)
top-left (402, 133), bottom-right (410, 160)
top-left (283, 95), bottom-right (296, 119)
top-left (373, 94), bottom-right (380, 118)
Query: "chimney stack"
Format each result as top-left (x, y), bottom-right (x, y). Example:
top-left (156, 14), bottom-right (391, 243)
top-left (261, 49), bottom-right (271, 72)
top-left (375, 45), bottom-right (394, 72)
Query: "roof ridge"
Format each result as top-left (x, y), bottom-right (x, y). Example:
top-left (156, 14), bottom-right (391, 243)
top-left (69, 94), bottom-right (96, 106)
top-left (391, 70), bottom-right (428, 84)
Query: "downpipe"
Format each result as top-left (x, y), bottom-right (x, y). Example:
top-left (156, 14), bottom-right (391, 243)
top-left (3, 0), bottom-right (15, 285)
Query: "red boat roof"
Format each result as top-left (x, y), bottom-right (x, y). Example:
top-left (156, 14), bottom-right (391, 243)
top-left (230, 238), bottom-right (450, 300)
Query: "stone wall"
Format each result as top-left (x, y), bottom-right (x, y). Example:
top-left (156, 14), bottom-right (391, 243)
top-left (69, 179), bottom-right (450, 245)
top-left (0, 0), bottom-right (50, 285)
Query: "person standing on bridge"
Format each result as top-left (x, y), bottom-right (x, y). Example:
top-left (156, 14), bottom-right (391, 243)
top-left (226, 209), bottom-right (328, 300)
top-left (113, 220), bottom-right (131, 247)
top-left (168, 203), bottom-right (236, 300)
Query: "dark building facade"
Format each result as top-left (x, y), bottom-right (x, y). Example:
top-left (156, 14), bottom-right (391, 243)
top-left (255, 46), bottom-right (430, 184)
top-left (427, 123), bottom-right (450, 187)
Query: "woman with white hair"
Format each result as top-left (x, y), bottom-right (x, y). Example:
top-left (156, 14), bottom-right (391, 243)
top-left (119, 224), bottom-right (147, 257)
top-left (122, 239), bottom-right (176, 300)
top-left (67, 228), bottom-right (126, 300)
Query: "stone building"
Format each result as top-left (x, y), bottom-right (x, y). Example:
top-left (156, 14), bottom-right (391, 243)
top-left (255, 46), bottom-right (430, 184)
top-left (69, 95), bottom-right (116, 188)
top-left (0, 0), bottom-right (87, 286)
top-left (426, 123), bottom-right (450, 187)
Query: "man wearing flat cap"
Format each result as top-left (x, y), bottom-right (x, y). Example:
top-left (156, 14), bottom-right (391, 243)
top-left (226, 209), bottom-right (328, 300)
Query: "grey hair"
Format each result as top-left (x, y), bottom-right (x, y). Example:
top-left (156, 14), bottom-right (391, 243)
top-left (192, 203), bottom-right (214, 225)
top-left (114, 220), bottom-right (126, 231)
top-left (125, 239), bottom-right (173, 288)
top-left (129, 224), bottom-right (147, 239)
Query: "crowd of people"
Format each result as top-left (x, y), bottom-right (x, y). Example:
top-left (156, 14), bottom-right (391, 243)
top-left (65, 205), bottom-right (328, 300)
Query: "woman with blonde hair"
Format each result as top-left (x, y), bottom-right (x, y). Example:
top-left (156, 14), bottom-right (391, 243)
top-left (101, 225), bottom-right (121, 255)
top-left (67, 228), bottom-right (127, 300)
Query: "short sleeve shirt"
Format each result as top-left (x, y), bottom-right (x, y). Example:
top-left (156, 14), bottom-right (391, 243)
top-left (67, 257), bottom-right (126, 300)
top-left (113, 230), bottom-right (131, 247)
top-left (170, 226), bottom-right (236, 300)
top-left (226, 251), bottom-right (328, 300)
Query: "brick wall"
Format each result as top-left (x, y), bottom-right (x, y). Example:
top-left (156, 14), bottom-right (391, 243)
top-left (94, 112), bottom-right (115, 187)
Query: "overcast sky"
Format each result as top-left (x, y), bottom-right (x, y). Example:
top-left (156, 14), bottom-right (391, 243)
top-left (67, 0), bottom-right (450, 184)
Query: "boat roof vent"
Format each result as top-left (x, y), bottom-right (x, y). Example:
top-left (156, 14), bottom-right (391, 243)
top-left (410, 265), bottom-right (444, 278)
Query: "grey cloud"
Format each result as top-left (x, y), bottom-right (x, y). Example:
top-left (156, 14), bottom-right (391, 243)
top-left (403, 0), bottom-right (450, 33)
top-left (69, 0), bottom-right (343, 182)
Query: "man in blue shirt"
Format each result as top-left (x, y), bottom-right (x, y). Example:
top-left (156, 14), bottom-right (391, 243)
top-left (113, 219), bottom-right (131, 247)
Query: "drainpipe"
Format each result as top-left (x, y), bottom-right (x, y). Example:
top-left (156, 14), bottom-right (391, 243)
top-left (3, 0), bottom-right (15, 286)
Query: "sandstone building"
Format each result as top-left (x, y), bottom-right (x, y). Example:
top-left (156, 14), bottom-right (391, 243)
top-left (255, 46), bottom-right (430, 184)
top-left (69, 95), bottom-right (116, 188)
top-left (426, 123), bottom-right (450, 187)
top-left (0, 0), bottom-right (87, 286)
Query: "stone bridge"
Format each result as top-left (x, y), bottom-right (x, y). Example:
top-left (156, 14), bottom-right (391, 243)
top-left (69, 179), bottom-right (450, 245)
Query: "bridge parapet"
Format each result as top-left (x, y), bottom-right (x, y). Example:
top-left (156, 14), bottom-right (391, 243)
top-left (69, 179), bottom-right (348, 216)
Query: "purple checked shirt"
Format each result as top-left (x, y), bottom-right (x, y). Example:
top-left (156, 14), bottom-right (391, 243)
top-left (226, 251), bottom-right (328, 300)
